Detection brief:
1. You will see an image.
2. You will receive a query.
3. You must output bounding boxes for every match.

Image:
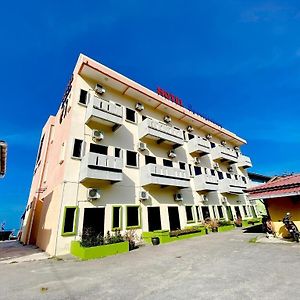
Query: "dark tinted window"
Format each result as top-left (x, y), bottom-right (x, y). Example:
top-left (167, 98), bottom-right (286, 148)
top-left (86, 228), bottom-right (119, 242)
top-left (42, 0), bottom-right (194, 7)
top-left (127, 207), bottom-right (139, 227)
top-left (179, 162), bottom-right (186, 170)
top-left (145, 155), bottom-right (156, 165)
top-left (63, 207), bottom-right (76, 233)
top-left (163, 159), bottom-right (173, 167)
top-left (90, 144), bottom-right (108, 155)
top-left (194, 166), bottom-right (202, 176)
top-left (126, 108), bottom-right (136, 122)
top-left (127, 151), bottom-right (138, 167)
top-left (79, 89), bottom-right (88, 104)
top-left (185, 206), bottom-right (194, 222)
top-left (72, 139), bottom-right (83, 157)
top-left (112, 207), bottom-right (121, 229)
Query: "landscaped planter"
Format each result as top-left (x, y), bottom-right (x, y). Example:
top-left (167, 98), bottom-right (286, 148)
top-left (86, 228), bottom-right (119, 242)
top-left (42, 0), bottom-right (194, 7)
top-left (70, 241), bottom-right (129, 260)
top-left (218, 225), bottom-right (235, 232)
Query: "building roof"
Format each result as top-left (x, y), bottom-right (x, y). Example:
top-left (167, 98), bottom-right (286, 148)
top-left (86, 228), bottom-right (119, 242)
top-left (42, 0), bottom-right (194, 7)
top-left (74, 54), bottom-right (246, 146)
top-left (0, 141), bottom-right (7, 178)
top-left (247, 174), bottom-right (300, 199)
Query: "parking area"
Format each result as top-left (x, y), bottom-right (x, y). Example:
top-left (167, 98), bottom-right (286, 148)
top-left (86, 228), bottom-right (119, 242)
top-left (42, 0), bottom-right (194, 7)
top-left (1, 229), bottom-right (300, 300)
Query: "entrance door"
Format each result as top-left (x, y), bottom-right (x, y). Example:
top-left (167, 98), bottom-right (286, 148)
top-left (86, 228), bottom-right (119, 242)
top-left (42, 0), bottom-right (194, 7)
top-left (251, 206), bottom-right (257, 218)
top-left (226, 206), bottom-right (233, 221)
top-left (83, 208), bottom-right (105, 236)
top-left (234, 206), bottom-right (241, 219)
top-left (201, 206), bottom-right (210, 220)
top-left (168, 207), bottom-right (181, 231)
top-left (148, 207), bottom-right (162, 231)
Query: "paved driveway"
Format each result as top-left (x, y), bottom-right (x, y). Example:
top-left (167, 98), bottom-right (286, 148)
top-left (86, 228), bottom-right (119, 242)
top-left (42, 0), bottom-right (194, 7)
top-left (1, 229), bottom-right (300, 300)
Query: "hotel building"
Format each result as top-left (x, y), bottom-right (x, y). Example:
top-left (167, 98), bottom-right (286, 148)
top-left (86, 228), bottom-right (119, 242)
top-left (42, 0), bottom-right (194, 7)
top-left (21, 54), bottom-right (255, 255)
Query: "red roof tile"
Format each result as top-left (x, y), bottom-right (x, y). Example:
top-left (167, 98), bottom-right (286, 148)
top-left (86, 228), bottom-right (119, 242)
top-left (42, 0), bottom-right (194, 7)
top-left (247, 174), bottom-right (300, 199)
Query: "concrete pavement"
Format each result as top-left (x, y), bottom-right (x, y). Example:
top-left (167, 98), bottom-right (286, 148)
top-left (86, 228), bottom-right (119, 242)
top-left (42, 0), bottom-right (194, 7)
top-left (1, 229), bottom-right (300, 300)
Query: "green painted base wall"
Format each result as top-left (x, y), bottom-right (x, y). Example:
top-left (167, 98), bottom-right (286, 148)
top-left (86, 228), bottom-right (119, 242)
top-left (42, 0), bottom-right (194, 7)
top-left (70, 241), bottom-right (129, 260)
top-left (142, 229), bottom-right (206, 244)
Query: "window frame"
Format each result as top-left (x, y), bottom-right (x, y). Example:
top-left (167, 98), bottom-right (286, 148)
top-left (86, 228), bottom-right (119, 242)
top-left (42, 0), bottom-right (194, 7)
top-left (125, 107), bottom-right (137, 124)
top-left (112, 206), bottom-right (122, 230)
top-left (61, 206), bottom-right (78, 236)
top-left (185, 205), bottom-right (195, 223)
top-left (126, 205), bottom-right (141, 229)
top-left (71, 138), bottom-right (84, 159)
top-left (126, 150), bottom-right (139, 168)
top-left (78, 89), bottom-right (88, 106)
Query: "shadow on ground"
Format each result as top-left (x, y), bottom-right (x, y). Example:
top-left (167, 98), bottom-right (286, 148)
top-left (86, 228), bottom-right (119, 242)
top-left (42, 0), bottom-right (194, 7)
top-left (243, 224), bottom-right (263, 233)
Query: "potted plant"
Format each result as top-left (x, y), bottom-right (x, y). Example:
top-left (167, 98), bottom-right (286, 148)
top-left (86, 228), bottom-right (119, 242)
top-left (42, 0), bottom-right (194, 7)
top-left (235, 217), bottom-right (242, 227)
top-left (209, 219), bottom-right (219, 232)
top-left (151, 236), bottom-right (160, 245)
top-left (124, 230), bottom-right (137, 250)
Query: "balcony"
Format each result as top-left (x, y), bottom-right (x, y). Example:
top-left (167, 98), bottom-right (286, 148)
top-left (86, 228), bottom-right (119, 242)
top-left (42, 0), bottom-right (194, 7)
top-left (85, 96), bottom-right (123, 131)
top-left (80, 152), bottom-right (123, 185)
top-left (222, 176), bottom-right (247, 194)
top-left (140, 164), bottom-right (190, 188)
top-left (138, 118), bottom-right (184, 147)
top-left (211, 145), bottom-right (239, 163)
top-left (187, 137), bottom-right (211, 155)
top-left (237, 154), bottom-right (252, 168)
top-left (194, 173), bottom-right (219, 191)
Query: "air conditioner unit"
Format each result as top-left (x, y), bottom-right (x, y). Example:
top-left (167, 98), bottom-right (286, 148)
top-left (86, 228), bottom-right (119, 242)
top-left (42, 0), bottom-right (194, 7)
top-left (222, 196), bottom-right (227, 203)
top-left (213, 163), bottom-right (219, 169)
top-left (228, 166), bottom-right (233, 173)
top-left (187, 125), bottom-right (194, 132)
top-left (221, 140), bottom-right (227, 146)
top-left (194, 157), bottom-right (201, 165)
top-left (164, 115), bottom-right (171, 123)
top-left (95, 84), bottom-right (105, 95)
top-left (92, 130), bottom-right (104, 141)
top-left (234, 146), bottom-right (239, 151)
top-left (138, 142), bottom-right (146, 151)
top-left (206, 134), bottom-right (212, 140)
top-left (174, 193), bottom-right (183, 201)
top-left (135, 102), bottom-right (144, 111)
top-left (168, 150), bottom-right (176, 159)
top-left (140, 191), bottom-right (149, 201)
top-left (87, 188), bottom-right (101, 201)
top-left (203, 195), bottom-right (209, 202)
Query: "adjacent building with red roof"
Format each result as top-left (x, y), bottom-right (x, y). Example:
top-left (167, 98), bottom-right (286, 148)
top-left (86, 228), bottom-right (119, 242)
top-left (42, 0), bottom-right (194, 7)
top-left (248, 174), bottom-right (300, 236)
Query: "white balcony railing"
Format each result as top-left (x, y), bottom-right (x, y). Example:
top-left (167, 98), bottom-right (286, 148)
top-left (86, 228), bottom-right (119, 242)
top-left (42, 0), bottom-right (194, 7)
top-left (85, 96), bottom-right (123, 129)
top-left (194, 173), bottom-right (219, 191)
top-left (187, 136), bottom-right (211, 154)
top-left (139, 118), bottom-right (184, 145)
top-left (80, 152), bottom-right (123, 183)
top-left (140, 163), bottom-right (190, 188)
top-left (211, 145), bottom-right (239, 163)
top-left (237, 154), bottom-right (252, 168)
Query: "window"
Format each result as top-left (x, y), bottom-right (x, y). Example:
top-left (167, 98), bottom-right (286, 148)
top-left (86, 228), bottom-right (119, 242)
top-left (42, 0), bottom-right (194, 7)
top-left (126, 206), bottom-right (140, 228)
top-left (112, 206), bottom-right (122, 229)
top-left (211, 169), bottom-right (215, 176)
top-left (62, 207), bottom-right (77, 236)
top-left (126, 108), bottom-right (136, 123)
top-left (115, 148), bottom-right (121, 158)
top-left (243, 205), bottom-right (248, 216)
top-left (210, 142), bottom-right (216, 148)
top-left (72, 139), bottom-right (83, 158)
top-left (79, 89), bottom-right (88, 105)
top-left (179, 162), bottom-right (186, 170)
top-left (218, 171), bottom-right (224, 180)
top-left (226, 173), bottom-right (231, 179)
top-left (126, 150), bottom-right (138, 167)
top-left (142, 115), bottom-right (147, 121)
top-left (188, 133), bottom-right (194, 140)
top-left (185, 206), bottom-right (194, 222)
top-left (145, 155), bottom-right (156, 165)
top-left (163, 159), bottom-right (173, 167)
top-left (90, 144), bottom-right (108, 155)
top-left (36, 134), bottom-right (45, 164)
top-left (217, 206), bottom-right (224, 218)
top-left (188, 164), bottom-right (193, 176)
top-left (195, 206), bottom-right (201, 221)
top-left (194, 166), bottom-right (201, 176)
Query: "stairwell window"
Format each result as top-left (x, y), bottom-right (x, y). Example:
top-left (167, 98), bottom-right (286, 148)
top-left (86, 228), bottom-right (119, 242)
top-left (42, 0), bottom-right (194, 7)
top-left (126, 108), bottom-right (136, 123)
top-left (112, 206), bottom-right (122, 230)
top-left (126, 150), bottom-right (138, 167)
top-left (72, 139), bottom-right (83, 158)
top-left (62, 206), bottom-right (78, 236)
top-left (79, 89), bottom-right (88, 105)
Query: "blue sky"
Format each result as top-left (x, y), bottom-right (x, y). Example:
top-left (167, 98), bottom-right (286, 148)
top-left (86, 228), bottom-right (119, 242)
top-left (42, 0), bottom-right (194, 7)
top-left (0, 0), bottom-right (300, 229)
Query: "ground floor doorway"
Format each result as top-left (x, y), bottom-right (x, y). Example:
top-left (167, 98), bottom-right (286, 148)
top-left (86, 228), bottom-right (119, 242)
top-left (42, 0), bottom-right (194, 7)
top-left (148, 207), bottom-right (162, 231)
top-left (168, 207), bottom-right (181, 231)
top-left (251, 206), bottom-right (257, 218)
top-left (83, 208), bottom-right (105, 236)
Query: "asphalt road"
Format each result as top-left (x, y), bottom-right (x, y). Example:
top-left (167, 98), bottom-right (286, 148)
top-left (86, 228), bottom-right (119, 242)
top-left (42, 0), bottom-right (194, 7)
top-left (1, 229), bottom-right (300, 300)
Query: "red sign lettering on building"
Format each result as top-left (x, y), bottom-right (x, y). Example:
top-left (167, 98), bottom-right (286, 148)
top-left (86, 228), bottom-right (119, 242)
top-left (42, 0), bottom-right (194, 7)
top-left (157, 87), bottom-right (183, 106)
